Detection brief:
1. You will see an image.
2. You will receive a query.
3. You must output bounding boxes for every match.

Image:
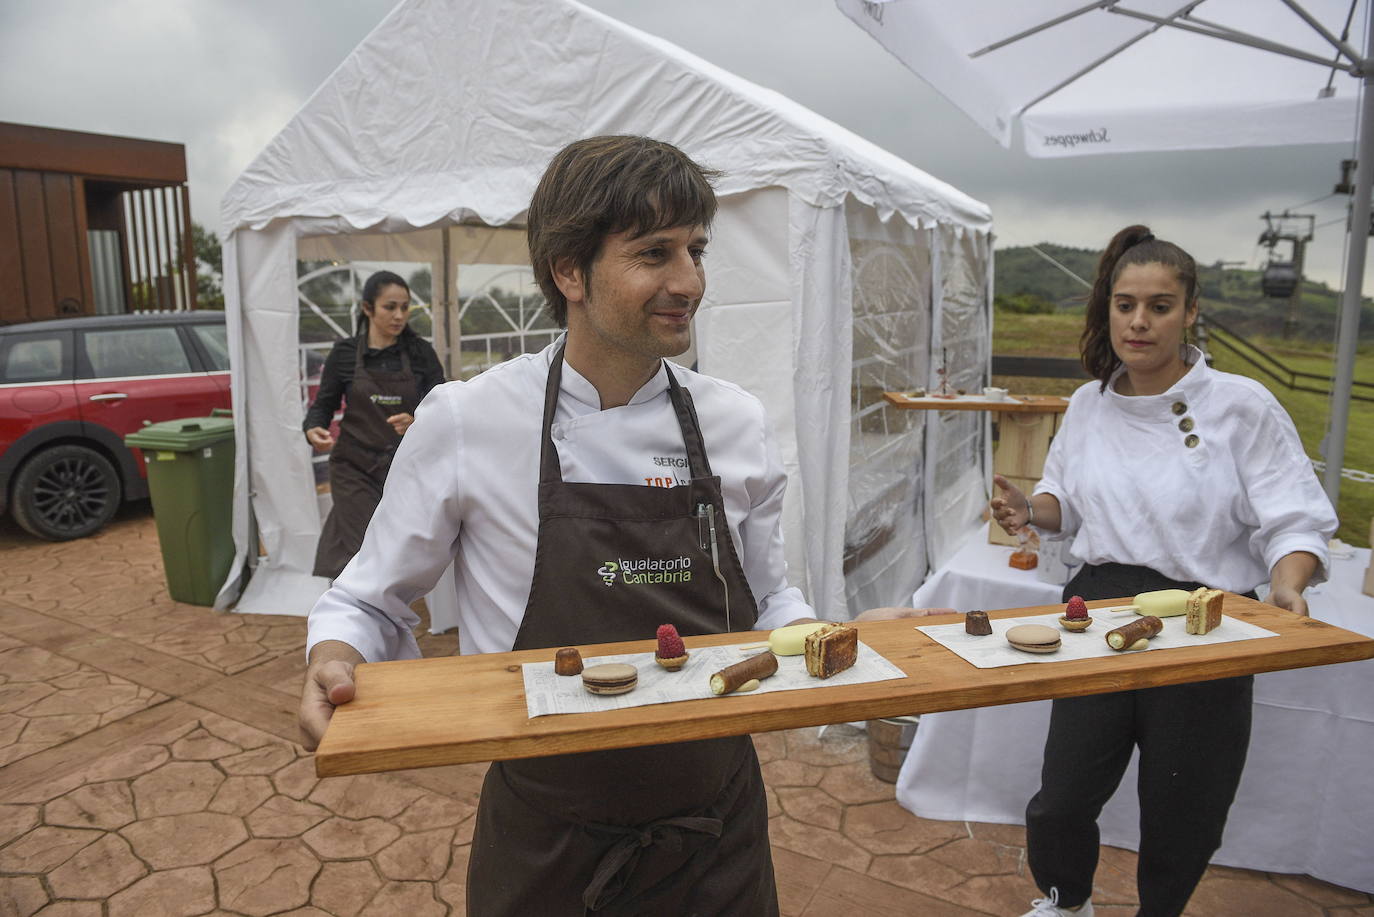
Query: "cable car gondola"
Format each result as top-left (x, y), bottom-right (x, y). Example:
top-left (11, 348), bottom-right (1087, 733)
top-left (1261, 260), bottom-right (1299, 299)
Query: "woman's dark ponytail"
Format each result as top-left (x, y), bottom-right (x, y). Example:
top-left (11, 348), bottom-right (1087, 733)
top-left (1080, 225), bottom-right (1198, 389)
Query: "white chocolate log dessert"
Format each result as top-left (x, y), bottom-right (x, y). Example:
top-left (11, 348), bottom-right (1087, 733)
top-left (710, 651), bottom-right (779, 695)
top-left (768, 622), bottom-right (827, 656)
top-left (1186, 587), bottom-right (1224, 634)
top-left (1133, 589), bottom-right (1190, 617)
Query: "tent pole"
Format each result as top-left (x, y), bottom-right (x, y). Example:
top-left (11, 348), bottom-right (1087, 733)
top-left (1324, 12), bottom-right (1374, 506)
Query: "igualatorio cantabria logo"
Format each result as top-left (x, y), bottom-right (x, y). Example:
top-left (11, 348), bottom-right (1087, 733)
top-left (598, 556), bottom-right (693, 587)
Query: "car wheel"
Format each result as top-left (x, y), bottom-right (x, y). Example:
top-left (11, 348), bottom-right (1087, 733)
top-left (11, 444), bottom-right (122, 541)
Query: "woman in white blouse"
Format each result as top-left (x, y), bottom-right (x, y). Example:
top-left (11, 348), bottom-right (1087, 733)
top-left (991, 225), bottom-right (1337, 917)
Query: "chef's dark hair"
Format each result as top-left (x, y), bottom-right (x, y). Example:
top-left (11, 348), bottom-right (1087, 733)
top-left (1081, 224), bottom-right (1199, 389)
top-left (357, 270), bottom-right (410, 333)
top-left (527, 135), bottom-right (721, 327)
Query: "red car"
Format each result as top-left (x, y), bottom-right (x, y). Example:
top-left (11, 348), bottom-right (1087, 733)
top-left (0, 311), bottom-right (231, 540)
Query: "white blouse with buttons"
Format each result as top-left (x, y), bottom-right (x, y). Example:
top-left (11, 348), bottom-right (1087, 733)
top-left (1034, 347), bottom-right (1337, 593)
top-left (307, 339), bottom-right (814, 663)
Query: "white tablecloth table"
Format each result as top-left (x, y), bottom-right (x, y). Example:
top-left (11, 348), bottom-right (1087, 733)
top-left (901, 535), bottom-right (1374, 893)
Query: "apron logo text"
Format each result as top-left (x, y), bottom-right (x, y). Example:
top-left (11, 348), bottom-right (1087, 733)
top-left (370, 393), bottom-right (404, 406)
top-left (597, 556), bottom-right (694, 587)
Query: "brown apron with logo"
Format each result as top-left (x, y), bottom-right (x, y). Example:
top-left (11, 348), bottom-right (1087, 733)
top-left (466, 346), bottom-right (779, 916)
top-left (312, 334), bottom-right (419, 579)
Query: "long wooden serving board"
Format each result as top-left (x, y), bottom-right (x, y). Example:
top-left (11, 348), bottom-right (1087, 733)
top-left (314, 594), bottom-right (1374, 776)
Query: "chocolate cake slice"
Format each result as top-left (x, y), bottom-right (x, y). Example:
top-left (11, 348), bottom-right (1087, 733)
top-left (804, 622), bottom-right (858, 679)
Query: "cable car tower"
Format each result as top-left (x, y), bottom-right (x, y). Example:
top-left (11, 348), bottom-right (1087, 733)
top-left (1258, 211), bottom-right (1314, 339)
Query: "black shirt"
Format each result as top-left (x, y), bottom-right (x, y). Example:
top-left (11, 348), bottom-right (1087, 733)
top-left (302, 331), bottom-right (446, 432)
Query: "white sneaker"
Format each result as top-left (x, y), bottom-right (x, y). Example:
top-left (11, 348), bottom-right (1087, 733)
top-left (1017, 888), bottom-right (1094, 917)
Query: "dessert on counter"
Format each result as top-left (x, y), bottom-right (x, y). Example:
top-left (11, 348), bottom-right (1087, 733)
top-left (1059, 595), bottom-right (1093, 632)
top-left (805, 622), bottom-right (858, 678)
top-left (1186, 587), bottom-right (1224, 635)
top-left (710, 651), bottom-right (779, 695)
top-left (554, 647), bottom-right (584, 676)
top-left (964, 610), bottom-right (993, 636)
top-left (581, 663), bottom-right (638, 695)
top-left (655, 623), bottom-right (689, 670)
top-left (1006, 623), bottom-right (1061, 654)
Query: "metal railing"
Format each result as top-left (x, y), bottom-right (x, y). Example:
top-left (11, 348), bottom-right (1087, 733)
top-left (1206, 316), bottom-right (1374, 404)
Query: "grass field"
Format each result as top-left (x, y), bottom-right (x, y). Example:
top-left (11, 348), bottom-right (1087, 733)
top-left (990, 311), bottom-right (1374, 548)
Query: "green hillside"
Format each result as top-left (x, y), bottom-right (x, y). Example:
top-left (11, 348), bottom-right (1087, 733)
top-left (994, 243), bottom-right (1374, 344)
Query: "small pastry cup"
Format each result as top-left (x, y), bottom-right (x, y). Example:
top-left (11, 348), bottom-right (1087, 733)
top-left (656, 653), bottom-right (689, 671)
top-left (1058, 615), bottom-right (1093, 632)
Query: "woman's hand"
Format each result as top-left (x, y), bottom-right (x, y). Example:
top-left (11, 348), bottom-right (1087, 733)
top-left (387, 413), bottom-right (415, 436)
top-left (855, 606), bottom-right (957, 622)
top-left (1269, 551), bottom-right (1320, 618)
top-left (305, 427), bottom-right (334, 452)
top-left (990, 474), bottom-right (1031, 535)
top-left (1268, 585), bottom-right (1309, 617)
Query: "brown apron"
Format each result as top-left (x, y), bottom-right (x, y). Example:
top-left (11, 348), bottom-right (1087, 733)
top-left (312, 333), bottom-right (419, 579)
top-left (466, 346), bottom-right (779, 916)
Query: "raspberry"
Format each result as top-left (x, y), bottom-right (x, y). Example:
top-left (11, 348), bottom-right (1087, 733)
top-left (1065, 596), bottom-right (1089, 620)
top-left (656, 624), bottom-right (686, 658)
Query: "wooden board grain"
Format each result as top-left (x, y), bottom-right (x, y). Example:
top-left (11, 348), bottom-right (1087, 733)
top-left (882, 391), bottom-right (1070, 413)
top-left (314, 594), bottom-right (1374, 776)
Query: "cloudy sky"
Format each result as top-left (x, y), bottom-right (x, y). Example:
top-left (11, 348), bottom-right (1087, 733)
top-left (0, 0), bottom-right (1364, 286)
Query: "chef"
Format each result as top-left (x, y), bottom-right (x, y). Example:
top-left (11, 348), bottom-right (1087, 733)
top-left (299, 135), bottom-right (934, 916)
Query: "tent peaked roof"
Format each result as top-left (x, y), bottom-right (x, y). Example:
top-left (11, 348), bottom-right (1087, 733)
top-left (221, 0), bottom-right (990, 235)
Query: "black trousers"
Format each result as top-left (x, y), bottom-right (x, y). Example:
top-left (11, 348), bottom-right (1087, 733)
top-left (1025, 563), bottom-right (1254, 917)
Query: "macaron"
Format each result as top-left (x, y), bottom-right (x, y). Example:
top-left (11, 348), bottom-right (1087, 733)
top-left (1006, 623), bottom-right (1062, 654)
top-left (581, 663), bottom-right (638, 695)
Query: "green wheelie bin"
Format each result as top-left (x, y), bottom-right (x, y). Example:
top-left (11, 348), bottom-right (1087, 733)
top-left (124, 414), bottom-right (236, 606)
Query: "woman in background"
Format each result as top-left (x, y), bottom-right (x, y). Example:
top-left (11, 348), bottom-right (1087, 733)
top-left (304, 270), bottom-right (445, 578)
top-left (991, 225), bottom-right (1336, 917)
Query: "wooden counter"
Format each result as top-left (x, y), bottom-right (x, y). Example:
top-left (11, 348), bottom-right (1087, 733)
top-left (314, 594), bottom-right (1374, 776)
top-left (882, 391), bottom-right (1069, 414)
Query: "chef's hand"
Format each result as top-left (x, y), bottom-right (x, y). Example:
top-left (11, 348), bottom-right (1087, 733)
top-left (300, 641), bottom-right (365, 751)
top-left (855, 606), bottom-right (957, 622)
top-left (989, 474), bottom-right (1030, 536)
top-left (305, 426), bottom-right (335, 452)
top-left (387, 413), bottom-right (415, 436)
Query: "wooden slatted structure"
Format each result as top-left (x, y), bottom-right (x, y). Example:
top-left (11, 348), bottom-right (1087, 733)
top-left (0, 121), bottom-right (196, 324)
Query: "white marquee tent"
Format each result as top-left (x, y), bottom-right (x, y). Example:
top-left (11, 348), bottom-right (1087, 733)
top-left (217, 0), bottom-right (993, 624)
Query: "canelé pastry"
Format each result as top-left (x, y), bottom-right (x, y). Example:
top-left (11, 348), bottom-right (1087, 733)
top-left (1185, 587), bottom-right (1224, 635)
top-left (581, 663), bottom-right (638, 695)
top-left (1106, 616), bottom-right (1163, 650)
top-left (710, 651), bottom-right (779, 695)
top-left (554, 647), bottom-right (583, 676)
top-left (964, 610), bottom-right (993, 636)
top-left (804, 622), bottom-right (858, 678)
top-left (1005, 623), bottom-right (1061, 654)
top-left (655, 624), bottom-right (689, 670)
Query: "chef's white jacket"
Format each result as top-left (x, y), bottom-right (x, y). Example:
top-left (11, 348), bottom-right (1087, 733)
top-left (1034, 347), bottom-right (1336, 593)
top-left (307, 340), bottom-right (813, 662)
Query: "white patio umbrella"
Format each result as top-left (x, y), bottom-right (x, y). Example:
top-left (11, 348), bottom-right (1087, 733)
top-left (837, 0), bottom-right (1370, 505)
